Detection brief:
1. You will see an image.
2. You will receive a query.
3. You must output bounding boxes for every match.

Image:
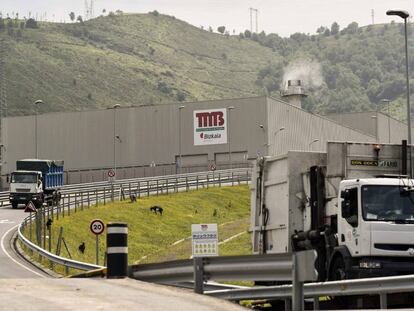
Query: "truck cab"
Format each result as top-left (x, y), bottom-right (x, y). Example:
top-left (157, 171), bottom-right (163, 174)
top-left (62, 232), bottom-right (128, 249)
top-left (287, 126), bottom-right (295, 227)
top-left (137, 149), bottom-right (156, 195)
top-left (8, 159), bottom-right (64, 209)
top-left (9, 170), bottom-right (44, 208)
top-left (335, 178), bottom-right (414, 279)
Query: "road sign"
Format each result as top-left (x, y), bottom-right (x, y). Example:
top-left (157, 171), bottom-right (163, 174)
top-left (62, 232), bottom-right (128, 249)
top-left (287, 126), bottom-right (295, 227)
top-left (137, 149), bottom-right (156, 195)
top-left (24, 201), bottom-right (37, 213)
top-left (90, 219), bottom-right (105, 235)
top-left (108, 169), bottom-right (115, 178)
top-left (191, 224), bottom-right (218, 257)
top-left (208, 163), bottom-right (216, 171)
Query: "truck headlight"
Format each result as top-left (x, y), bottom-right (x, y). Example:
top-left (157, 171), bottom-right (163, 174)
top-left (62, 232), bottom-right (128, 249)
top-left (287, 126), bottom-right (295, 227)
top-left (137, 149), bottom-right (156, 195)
top-left (359, 260), bottom-right (382, 269)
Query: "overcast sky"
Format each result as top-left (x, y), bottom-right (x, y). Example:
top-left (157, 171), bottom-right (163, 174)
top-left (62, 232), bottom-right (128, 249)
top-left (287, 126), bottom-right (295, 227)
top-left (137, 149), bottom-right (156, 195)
top-left (1, 0), bottom-right (413, 37)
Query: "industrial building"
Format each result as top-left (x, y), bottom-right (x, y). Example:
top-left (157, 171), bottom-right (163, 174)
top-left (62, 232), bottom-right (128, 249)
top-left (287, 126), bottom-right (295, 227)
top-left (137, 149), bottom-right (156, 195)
top-left (0, 80), bottom-right (410, 188)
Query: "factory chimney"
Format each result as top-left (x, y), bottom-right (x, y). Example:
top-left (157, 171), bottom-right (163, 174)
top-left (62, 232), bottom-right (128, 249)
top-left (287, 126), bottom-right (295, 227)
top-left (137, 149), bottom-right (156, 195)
top-left (281, 80), bottom-right (308, 108)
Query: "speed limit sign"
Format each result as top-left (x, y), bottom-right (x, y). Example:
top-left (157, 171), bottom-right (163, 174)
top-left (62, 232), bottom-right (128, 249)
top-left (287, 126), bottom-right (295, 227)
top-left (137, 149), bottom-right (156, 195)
top-left (90, 219), bottom-right (105, 235)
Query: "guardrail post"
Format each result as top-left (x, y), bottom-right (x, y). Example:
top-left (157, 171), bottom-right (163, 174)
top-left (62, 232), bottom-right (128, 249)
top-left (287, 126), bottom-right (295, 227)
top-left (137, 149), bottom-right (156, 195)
top-left (196, 175), bottom-right (199, 190)
top-left (175, 178), bottom-right (178, 193)
top-left (42, 207), bottom-right (46, 250)
top-left (29, 212), bottom-right (33, 243)
top-left (380, 293), bottom-right (387, 309)
top-left (95, 190), bottom-right (98, 206)
top-left (166, 179), bottom-right (169, 195)
top-left (66, 194), bottom-right (69, 216)
top-left (81, 192), bottom-right (84, 211)
top-left (207, 175), bottom-right (209, 188)
top-left (138, 182), bottom-right (141, 198)
top-left (88, 191), bottom-right (90, 207)
top-left (147, 180), bottom-right (150, 197)
top-left (292, 253), bottom-right (304, 311)
top-left (313, 297), bottom-right (319, 310)
top-left (218, 173), bottom-right (221, 187)
top-left (186, 177), bottom-right (189, 192)
top-left (193, 257), bottom-right (204, 294)
top-left (107, 222), bottom-right (128, 278)
top-left (104, 187), bottom-right (106, 205)
top-left (284, 299), bottom-right (291, 311)
top-left (231, 172), bottom-right (234, 186)
top-left (156, 180), bottom-right (159, 196)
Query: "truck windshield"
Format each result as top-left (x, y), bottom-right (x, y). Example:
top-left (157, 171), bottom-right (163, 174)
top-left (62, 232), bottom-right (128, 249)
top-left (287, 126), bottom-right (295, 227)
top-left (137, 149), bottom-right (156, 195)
top-left (11, 173), bottom-right (37, 184)
top-left (362, 185), bottom-right (414, 222)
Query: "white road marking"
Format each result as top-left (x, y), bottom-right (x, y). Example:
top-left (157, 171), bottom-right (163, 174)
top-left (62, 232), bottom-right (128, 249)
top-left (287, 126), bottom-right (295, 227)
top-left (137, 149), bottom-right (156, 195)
top-left (0, 224), bottom-right (46, 278)
top-left (0, 219), bottom-right (15, 224)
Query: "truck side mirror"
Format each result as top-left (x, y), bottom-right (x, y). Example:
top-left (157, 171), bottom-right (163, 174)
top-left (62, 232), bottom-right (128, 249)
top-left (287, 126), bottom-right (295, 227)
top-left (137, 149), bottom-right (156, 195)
top-left (340, 189), bottom-right (350, 200)
top-left (341, 200), bottom-right (351, 218)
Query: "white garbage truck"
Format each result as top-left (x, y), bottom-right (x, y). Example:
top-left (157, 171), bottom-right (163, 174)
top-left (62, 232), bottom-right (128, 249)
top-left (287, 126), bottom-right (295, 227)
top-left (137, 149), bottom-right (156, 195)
top-left (251, 141), bottom-right (414, 281)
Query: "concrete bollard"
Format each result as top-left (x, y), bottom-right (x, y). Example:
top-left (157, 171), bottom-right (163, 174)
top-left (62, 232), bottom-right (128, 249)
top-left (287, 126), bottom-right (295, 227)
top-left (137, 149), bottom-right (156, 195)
top-left (106, 222), bottom-right (128, 278)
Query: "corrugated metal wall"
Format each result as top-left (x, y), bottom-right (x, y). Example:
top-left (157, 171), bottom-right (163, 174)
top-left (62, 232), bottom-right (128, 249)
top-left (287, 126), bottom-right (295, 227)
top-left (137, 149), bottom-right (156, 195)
top-left (266, 98), bottom-right (376, 156)
top-left (1, 96), bottom-right (268, 185)
top-left (326, 112), bottom-right (411, 144)
top-left (3, 96), bottom-right (398, 187)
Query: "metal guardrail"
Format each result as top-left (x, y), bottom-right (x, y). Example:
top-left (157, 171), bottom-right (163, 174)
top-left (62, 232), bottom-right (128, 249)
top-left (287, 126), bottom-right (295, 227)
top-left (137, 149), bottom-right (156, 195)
top-left (15, 169), bottom-right (250, 275)
top-left (206, 273), bottom-right (414, 310)
top-left (17, 215), bottom-right (104, 271)
top-left (130, 251), bottom-right (317, 310)
top-left (130, 253), bottom-right (293, 283)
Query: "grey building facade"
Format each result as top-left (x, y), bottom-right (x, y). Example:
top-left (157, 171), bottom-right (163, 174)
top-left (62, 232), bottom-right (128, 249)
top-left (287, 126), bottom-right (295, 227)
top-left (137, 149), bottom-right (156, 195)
top-left (0, 96), bottom-right (383, 187)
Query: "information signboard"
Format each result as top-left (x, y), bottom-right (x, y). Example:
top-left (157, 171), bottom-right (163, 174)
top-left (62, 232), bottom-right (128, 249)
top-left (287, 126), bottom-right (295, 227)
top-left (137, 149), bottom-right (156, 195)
top-left (191, 224), bottom-right (218, 257)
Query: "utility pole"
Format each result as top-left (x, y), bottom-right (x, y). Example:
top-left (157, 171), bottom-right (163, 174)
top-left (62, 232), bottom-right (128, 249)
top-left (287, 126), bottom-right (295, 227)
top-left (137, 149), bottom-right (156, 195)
top-left (249, 8), bottom-right (253, 33)
top-left (0, 38), bottom-right (7, 187)
top-left (249, 8), bottom-right (259, 33)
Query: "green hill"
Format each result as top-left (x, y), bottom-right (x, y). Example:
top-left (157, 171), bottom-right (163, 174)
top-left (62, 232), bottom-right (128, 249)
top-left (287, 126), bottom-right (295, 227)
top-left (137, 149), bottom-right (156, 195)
top-left (1, 14), bottom-right (413, 120)
top-left (0, 13), bottom-right (277, 116)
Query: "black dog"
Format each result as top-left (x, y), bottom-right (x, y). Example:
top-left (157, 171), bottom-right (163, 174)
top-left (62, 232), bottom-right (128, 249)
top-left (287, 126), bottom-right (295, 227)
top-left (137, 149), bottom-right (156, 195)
top-left (150, 205), bottom-right (163, 216)
top-left (130, 194), bottom-right (137, 202)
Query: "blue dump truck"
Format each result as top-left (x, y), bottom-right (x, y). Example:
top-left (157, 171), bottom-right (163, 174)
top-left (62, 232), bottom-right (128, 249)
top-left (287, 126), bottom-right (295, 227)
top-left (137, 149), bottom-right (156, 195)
top-left (9, 159), bottom-right (64, 209)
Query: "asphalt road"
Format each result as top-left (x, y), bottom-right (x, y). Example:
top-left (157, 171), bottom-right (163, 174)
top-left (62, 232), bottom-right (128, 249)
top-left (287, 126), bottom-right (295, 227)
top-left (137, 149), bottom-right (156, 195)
top-left (0, 278), bottom-right (247, 311)
top-left (0, 205), bottom-right (47, 278)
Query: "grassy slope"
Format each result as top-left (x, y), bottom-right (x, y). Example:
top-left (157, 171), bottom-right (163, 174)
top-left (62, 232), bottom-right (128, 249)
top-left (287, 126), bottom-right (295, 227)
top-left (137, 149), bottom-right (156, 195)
top-left (2, 14), bottom-right (278, 116)
top-left (27, 185), bottom-right (251, 267)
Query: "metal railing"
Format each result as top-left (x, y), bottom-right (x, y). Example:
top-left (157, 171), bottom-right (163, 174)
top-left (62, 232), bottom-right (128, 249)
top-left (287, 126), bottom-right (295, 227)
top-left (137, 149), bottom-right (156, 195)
top-left (207, 273), bottom-right (414, 310)
top-left (1, 168), bottom-right (250, 206)
top-left (130, 251), bottom-right (317, 310)
top-left (16, 169), bottom-right (251, 275)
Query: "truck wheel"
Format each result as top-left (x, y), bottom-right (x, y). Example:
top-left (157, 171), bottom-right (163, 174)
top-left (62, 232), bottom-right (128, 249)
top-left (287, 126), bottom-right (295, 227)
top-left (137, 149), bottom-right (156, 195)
top-left (329, 256), bottom-right (354, 308)
top-left (330, 257), bottom-right (346, 281)
top-left (11, 202), bottom-right (18, 209)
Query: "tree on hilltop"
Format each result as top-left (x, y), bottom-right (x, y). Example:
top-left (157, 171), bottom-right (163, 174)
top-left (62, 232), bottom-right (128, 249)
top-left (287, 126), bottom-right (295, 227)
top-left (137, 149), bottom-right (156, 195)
top-left (69, 12), bottom-right (75, 22)
top-left (331, 22), bottom-right (340, 35)
top-left (217, 26), bottom-right (226, 34)
top-left (25, 18), bottom-right (38, 29)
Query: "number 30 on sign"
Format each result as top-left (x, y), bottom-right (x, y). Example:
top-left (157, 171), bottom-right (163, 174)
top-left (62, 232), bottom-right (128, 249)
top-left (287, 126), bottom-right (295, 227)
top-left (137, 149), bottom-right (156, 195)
top-left (90, 219), bottom-right (105, 235)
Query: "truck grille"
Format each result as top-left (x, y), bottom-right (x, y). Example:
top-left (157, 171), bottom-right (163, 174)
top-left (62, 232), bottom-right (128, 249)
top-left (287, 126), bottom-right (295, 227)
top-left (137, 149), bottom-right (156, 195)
top-left (374, 243), bottom-right (414, 251)
top-left (15, 188), bottom-right (31, 193)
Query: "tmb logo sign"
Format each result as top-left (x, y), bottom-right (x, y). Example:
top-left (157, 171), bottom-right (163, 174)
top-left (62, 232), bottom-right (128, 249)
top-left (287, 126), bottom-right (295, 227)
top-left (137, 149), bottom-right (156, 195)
top-left (194, 108), bottom-right (227, 145)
